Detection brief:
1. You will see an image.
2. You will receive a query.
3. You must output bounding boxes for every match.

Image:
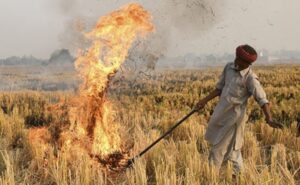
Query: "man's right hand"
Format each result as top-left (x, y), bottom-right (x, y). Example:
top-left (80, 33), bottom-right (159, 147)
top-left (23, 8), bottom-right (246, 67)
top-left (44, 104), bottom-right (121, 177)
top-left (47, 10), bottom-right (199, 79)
top-left (194, 99), bottom-right (207, 111)
top-left (193, 89), bottom-right (221, 111)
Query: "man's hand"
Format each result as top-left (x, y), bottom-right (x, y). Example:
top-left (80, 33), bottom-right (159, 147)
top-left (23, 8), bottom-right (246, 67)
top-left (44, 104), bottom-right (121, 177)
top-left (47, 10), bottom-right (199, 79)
top-left (194, 99), bottom-right (207, 111)
top-left (266, 119), bottom-right (284, 129)
top-left (193, 89), bottom-right (221, 111)
top-left (262, 103), bottom-right (283, 129)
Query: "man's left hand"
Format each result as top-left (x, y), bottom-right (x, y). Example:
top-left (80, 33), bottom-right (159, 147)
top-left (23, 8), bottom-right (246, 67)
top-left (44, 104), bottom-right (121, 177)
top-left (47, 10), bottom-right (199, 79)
top-left (266, 119), bottom-right (284, 129)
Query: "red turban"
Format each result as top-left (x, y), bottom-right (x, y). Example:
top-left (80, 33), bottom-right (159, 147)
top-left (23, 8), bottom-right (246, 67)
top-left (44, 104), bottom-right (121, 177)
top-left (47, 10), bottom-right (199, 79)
top-left (236, 45), bottom-right (257, 63)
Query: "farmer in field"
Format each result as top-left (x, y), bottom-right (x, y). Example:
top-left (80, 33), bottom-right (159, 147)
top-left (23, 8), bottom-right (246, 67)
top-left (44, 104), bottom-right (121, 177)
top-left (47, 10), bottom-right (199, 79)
top-left (195, 44), bottom-right (283, 174)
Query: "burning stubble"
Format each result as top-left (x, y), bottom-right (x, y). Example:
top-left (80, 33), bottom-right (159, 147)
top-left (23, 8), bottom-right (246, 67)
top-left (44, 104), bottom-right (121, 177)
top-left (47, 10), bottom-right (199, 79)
top-left (28, 3), bottom-right (154, 172)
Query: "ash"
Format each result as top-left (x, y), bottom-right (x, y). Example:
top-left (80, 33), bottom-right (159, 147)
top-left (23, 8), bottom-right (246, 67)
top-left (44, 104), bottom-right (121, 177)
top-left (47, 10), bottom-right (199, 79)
top-left (92, 151), bottom-right (131, 172)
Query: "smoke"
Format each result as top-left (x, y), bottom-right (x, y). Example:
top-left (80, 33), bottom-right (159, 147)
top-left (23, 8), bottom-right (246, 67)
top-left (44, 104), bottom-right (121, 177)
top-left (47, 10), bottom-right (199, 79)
top-left (50, 0), bottom-right (224, 72)
top-left (57, 17), bottom-right (92, 52)
top-left (47, 0), bottom-right (95, 52)
top-left (58, 0), bottom-right (78, 15)
top-left (153, 0), bottom-right (222, 36)
top-left (123, 0), bottom-right (223, 71)
top-left (0, 1), bottom-right (225, 91)
top-left (49, 0), bottom-right (80, 16)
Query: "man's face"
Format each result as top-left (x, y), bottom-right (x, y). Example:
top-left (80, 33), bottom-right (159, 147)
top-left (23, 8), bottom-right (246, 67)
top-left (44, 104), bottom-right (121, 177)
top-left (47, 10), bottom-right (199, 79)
top-left (234, 58), bottom-right (251, 71)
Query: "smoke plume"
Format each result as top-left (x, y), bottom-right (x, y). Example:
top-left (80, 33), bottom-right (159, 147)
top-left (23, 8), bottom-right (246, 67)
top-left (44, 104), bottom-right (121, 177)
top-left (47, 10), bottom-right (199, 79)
top-left (52, 0), bottom-right (224, 70)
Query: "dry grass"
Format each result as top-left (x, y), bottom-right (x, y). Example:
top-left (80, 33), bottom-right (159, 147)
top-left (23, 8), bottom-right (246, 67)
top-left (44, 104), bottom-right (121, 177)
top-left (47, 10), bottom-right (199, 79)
top-left (0, 65), bottom-right (300, 184)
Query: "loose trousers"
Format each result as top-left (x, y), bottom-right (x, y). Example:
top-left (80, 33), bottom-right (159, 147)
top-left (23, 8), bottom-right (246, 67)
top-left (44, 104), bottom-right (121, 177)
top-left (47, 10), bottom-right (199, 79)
top-left (208, 124), bottom-right (243, 174)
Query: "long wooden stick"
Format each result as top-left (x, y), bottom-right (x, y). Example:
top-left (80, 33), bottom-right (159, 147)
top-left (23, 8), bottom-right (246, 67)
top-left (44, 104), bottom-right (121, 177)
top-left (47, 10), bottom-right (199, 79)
top-left (127, 109), bottom-right (197, 167)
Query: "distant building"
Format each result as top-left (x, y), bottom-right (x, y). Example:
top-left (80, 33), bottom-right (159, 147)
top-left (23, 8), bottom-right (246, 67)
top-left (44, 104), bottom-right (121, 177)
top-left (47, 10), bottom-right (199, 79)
top-left (258, 49), bottom-right (269, 62)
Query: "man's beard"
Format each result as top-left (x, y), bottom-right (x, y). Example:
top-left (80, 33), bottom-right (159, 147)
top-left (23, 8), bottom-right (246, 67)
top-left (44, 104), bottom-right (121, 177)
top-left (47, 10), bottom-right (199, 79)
top-left (234, 64), bottom-right (240, 71)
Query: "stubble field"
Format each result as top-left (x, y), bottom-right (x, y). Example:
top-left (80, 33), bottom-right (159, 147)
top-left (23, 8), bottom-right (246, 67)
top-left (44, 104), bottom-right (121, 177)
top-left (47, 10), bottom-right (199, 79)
top-left (0, 64), bottom-right (300, 185)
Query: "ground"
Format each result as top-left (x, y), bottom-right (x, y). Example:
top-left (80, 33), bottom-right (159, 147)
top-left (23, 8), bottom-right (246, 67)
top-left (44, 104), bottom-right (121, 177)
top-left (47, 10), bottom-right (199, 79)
top-left (0, 64), bottom-right (300, 184)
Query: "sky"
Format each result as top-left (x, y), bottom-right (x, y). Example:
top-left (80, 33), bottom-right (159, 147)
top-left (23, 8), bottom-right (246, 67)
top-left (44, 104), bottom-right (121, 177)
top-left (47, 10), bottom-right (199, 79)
top-left (0, 0), bottom-right (299, 59)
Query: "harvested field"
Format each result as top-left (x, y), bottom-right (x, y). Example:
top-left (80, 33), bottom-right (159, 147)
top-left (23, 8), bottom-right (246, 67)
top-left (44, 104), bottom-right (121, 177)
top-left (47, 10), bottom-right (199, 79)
top-left (0, 65), bottom-right (299, 184)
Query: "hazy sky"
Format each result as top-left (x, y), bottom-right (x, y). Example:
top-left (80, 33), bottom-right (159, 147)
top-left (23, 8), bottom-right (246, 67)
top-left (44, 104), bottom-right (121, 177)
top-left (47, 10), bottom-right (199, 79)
top-left (0, 0), bottom-right (299, 59)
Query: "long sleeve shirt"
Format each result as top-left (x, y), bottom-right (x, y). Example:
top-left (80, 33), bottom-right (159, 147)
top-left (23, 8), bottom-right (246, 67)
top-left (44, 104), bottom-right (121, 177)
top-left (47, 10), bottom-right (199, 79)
top-left (205, 62), bottom-right (269, 149)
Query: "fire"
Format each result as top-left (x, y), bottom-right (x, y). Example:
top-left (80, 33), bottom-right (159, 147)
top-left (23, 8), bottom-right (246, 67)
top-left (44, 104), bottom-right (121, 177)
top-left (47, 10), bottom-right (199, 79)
top-left (72, 2), bottom-right (154, 156)
top-left (28, 3), bottom-right (154, 169)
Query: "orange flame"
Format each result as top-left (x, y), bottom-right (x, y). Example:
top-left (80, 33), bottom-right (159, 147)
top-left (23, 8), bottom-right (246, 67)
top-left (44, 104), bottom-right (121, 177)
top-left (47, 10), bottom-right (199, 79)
top-left (67, 3), bottom-right (154, 157)
top-left (28, 3), bottom-right (154, 163)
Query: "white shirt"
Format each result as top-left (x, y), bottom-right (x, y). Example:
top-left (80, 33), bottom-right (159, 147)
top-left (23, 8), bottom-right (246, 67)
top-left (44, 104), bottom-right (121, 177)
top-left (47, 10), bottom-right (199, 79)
top-left (205, 62), bottom-right (269, 149)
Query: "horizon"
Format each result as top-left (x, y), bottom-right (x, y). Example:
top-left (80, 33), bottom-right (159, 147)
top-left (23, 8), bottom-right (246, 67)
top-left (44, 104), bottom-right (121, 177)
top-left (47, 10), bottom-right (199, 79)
top-left (2, 48), bottom-right (300, 61)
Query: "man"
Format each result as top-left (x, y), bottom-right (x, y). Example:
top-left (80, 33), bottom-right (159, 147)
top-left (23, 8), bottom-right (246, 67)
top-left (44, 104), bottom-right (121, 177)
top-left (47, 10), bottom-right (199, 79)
top-left (195, 44), bottom-right (283, 174)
